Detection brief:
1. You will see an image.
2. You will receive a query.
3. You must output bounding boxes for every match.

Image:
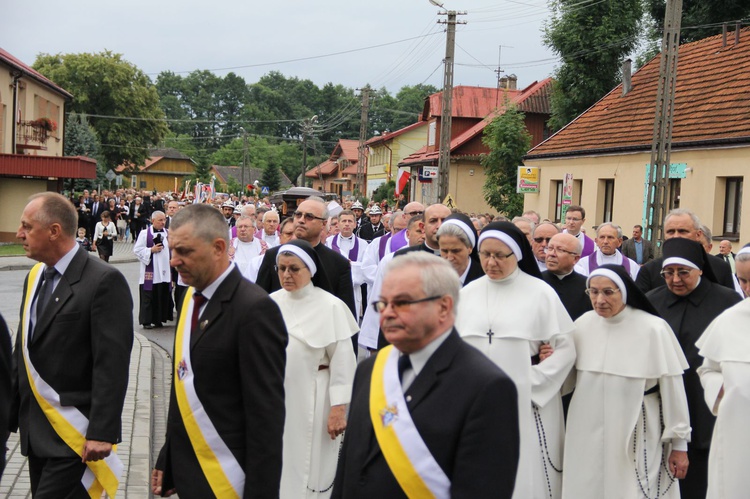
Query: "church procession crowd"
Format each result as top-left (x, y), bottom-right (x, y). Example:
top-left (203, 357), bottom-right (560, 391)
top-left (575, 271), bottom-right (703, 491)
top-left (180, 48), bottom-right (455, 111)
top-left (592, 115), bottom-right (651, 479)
top-left (2, 187), bottom-right (750, 499)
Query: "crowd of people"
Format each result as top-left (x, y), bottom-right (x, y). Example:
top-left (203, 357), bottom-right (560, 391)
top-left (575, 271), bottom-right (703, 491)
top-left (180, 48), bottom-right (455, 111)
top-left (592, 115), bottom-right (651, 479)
top-left (2, 189), bottom-right (749, 499)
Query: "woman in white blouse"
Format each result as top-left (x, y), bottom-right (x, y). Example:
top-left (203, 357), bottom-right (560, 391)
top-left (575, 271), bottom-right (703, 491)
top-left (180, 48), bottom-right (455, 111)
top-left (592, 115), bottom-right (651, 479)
top-left (92, 210), bottom-right (117, 262)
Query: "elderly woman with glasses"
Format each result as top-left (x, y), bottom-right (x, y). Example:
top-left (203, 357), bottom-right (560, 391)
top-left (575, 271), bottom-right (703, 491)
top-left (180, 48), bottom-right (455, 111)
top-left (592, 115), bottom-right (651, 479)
top-left (562, 264), bottom-right (691, 499)
top-left (270, 239), bottom-right (358, 498)
top-left (456, 221), bottom-right (575, 499)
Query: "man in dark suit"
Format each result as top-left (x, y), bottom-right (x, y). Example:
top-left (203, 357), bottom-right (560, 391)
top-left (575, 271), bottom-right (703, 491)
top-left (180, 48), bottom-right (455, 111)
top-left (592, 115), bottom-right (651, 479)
top-left (11, 192), bottom-right (133, 497)
top-left (621, 224), bottom-right (654, 265)
top-left (358, 205), bottom-right (385, 242)
top-left (256, 196), bottom-right (356, 317)
top-left (646, 237), bottom-right (742, 499)
top-left (1, 313), bottom-right (10, 479)
top-left (88, 194), bottom-right (105, 237)
top-left (542, 233), bottom-right (592, 321)
top-left (153, 204), bottom-right (287, 498)
top-left (333, 253), bottom-right (519, 498)
top-left (636, 209), bottom-right (736, 293)
top-left (717, 239), bottom-right (737, 274)
top-left (394, 203), bottom-right (451, 257)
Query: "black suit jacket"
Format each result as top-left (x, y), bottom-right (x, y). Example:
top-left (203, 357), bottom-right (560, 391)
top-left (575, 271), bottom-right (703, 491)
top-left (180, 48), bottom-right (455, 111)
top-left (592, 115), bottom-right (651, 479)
top-left (394, 242), bottom-right (440, 258)
top-left (11, 246), bottom-right (133, 457)
top-left (255, 242), bottom-right (357, 317)
top-left (636, 254), bottom-right (735, 294)
top-left (1, 314), bottom-right (10, 476)
top-left (333, 331), bottom-right (520, 498)
top-left (358, 221), bottom-right (385, 242)
top-left (158, 267), bottom-right (288, 498)
top-left (621, 237), bottom-right (654, 264)
top-left (647, 279), bottom-right (742, 449)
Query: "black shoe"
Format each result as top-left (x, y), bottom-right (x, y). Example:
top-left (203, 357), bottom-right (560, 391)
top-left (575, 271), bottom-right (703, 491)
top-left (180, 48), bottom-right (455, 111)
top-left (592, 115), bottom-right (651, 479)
top-left (154, 322), bottom-right (163, 328)
top-left (143, 324), bottom-right (154, 330)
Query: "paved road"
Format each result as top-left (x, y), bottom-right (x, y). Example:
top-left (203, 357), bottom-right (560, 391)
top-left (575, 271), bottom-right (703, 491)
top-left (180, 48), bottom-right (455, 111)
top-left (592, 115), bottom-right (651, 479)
top-left (0, 248), bottom-right (176, 498)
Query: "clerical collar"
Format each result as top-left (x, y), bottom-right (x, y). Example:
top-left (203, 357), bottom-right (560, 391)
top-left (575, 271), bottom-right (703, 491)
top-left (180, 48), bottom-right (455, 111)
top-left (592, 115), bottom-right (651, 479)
top-left (554, 270), bottom-right (575, 280)
top-left (339, 234), bottom-right (354, 241)
top-left (425, 242), bottom-right (440, 255)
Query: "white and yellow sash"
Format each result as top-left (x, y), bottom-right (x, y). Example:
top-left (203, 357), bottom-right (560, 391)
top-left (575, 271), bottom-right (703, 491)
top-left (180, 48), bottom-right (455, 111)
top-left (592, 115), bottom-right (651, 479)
top-left (174, 287), bottom-right (244, 498)
top-left (369, 345), bottom-right (450, 498)
top-left (21, 263), bottom-right (123, 498)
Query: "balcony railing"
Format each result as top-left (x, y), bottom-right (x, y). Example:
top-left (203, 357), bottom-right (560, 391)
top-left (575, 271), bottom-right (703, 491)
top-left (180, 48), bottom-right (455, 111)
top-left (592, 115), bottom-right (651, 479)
top-left (16, 120), bottom-right (54, 151)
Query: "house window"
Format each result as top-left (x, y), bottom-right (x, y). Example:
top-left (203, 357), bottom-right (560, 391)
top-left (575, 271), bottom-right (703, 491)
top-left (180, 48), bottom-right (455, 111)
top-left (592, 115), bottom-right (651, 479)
top-left (553, 180), bottom-right (563, 223)
top-left (601, 179), bottom-right (615, 223)
top-left (140, 181), bottom-right (147, 189)
top-left (723, 177), bottom-right (743, 236)
top-left (668, 179), bottom-right (681, 210)
top-left (0, 103), bottom-right (5, 153)
top-left (428, 121), bottom-right (436, 146)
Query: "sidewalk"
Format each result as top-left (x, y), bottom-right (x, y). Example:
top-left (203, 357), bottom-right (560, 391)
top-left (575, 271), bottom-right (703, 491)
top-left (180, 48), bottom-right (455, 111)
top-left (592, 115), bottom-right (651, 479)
top-left (0, 240), bottom-right (139, 271)
top-left (0, 333), bottom-right (153, 498)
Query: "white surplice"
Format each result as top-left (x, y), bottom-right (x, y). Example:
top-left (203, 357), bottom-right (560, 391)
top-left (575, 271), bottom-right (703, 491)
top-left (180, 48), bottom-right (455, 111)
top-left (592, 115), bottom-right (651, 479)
top-left (563, 306), bottom-right (691, 499)
top-left (696, 298), bottom-right (750, 499)
top-left (457, 268), bottom-right (576, 499)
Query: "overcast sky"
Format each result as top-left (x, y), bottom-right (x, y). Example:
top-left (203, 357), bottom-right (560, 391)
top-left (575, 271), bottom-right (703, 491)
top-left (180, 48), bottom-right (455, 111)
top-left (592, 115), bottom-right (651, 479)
top-left (5, 0), bottom-right (558, 95)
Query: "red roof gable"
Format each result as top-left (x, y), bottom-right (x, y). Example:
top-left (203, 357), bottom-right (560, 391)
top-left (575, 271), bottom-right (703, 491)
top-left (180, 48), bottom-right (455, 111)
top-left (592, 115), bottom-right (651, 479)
top-left (331, 139), bottom-right (360, 162)
top-left (0, 48), bottom-right (73, 99)
top-left (366, 121), bottom-right (428, 146)
top-left (305, 160), bottom-right (338, 178)
top-left (527, 28), bottom-right (750, 158)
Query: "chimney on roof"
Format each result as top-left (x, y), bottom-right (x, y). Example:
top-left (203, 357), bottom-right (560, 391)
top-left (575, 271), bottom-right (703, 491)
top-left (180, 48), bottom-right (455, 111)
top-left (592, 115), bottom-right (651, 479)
top-left (622, 59), bottom-right (632, 96)
top-left (723, 23), bottom-right (728, 47)
top-left (498, 75), bottom-right (518, 90)
top-left (735, 21), bottom-right (741, 45)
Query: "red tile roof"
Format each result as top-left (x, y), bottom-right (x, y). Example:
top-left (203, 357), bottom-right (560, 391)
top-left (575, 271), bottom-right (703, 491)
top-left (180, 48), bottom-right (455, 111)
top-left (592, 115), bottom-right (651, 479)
top-left (401, 79), bottom-right (553, 166)
top-left (333, 139), bottom-right (360, 162)
top-left (305, 160), bottom-right (338, 178)
top-left (0, 154), bottom-right (96, 179)
top-left (0, 48), bottom-right (73, 99)
top-left (527, 28), bottom-right (750, 159)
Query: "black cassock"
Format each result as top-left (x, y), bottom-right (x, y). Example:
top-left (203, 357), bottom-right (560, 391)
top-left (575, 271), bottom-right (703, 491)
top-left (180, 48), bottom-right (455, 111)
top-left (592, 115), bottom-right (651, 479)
top-left (541, 270), bottom-right (592, 321)
top-left (636, 254), bottom-right (735, 293)
top-left (647, 278), bottom-right (741, 499)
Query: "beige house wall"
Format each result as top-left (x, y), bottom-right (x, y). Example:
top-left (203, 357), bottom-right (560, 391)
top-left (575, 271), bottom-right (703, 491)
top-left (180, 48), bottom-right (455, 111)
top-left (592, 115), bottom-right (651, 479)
top-left (523, 145), bottom-right (750, 245)
top-left (0, 178), bottom-right (47, 242)
top-left (412, 159), bottom-right (493, 215)
top-left (367, 126), bottom-right (429, 197)
top-left (0, 64), bottom-right (67, 156)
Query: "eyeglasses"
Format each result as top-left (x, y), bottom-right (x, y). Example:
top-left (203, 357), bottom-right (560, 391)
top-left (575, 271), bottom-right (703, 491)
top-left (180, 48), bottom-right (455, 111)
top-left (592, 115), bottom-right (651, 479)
top-left (660, 269), bottom-right (694, 279)
top-left (406, 210), bottom-right (424, 216)
top-left (275, 265), bottom-right (304, 275)
top-left (293, 211), bottom-right (326, 222)
top-left (478, 251), bottom-right (515, 261)
top-left (544, 245), bottom-right (579, 256)
top-left (565, 217), bottom-right (582, 222)
top-left (372, 295), bottom-right (442, 313)
top-left (533, 236), bottom-right (553, 244)
top-left (585, 288), bottom-right (621, 297)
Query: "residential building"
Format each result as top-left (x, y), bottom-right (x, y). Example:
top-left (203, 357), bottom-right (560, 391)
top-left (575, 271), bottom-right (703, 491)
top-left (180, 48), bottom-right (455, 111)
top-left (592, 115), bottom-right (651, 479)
top-left (210, 164), bottom-right (292, 194)
top-left (399, 79), bottom-right (552, 214)
top-left (0, 48), bottom-right (96, 242)
top-left (365, 121), bottom-right (428, 197)
top-left (116, 148), bottom-right (196, 193)
top-left (305, 139), bottom-right (361, 198)
top-left (523, 28), bottom-right (750, 244)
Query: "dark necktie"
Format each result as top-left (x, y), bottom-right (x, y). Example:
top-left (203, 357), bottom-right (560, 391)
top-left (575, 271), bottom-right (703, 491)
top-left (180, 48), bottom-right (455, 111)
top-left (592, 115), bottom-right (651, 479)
top-left (398, 354), bottom-right (412, 383)
top-left (725, 255), bottom-right (730, 262)
top-left (191, 292), bottom-right (207, 338)
top-left (32, 267), bottom-right (58, 339)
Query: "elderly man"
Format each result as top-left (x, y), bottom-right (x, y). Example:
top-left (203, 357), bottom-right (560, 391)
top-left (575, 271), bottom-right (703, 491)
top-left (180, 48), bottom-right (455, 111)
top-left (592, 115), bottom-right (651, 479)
top-left (647, 237), bottom-right (742, 499)
top-left (562, 205), bottom-right (595, 257)
top-left (130, 196), bottom-right (148, 241)
top-left (12, 193), bottom-right (133, 497)
top-left (165, 200), bottom-right (179, 229)
top-left (395, 203), bottom-right (451, 257)
top-left (735, 246), bottom-right (750, 296)
top-left (718, 239), bottom-right (736, 273)
top-left (255, 210), bottom-right (280, 248)
top-left (575, 222), bottom-right (639, 280)
top-left (134, 210), bottom-right (173, 329)
top-left (360, 206), bottom-right (419, 288)
top-left (327, 216), bottom-right (340, 237)
top-left (358, 205), bottom-right (385, 242)
top-left (530, 221), bottom-right (560, 272)
top-left (636, 209), bottom-right (736, 293)
top-left (327, 210), bottom-right (369, 319)
top-left (229, 215), bottom-right (267, 278)
top-left (512, 216), bottom-right (535, 245)
top-left (522, 209), bottom-right (541, 226)
top-left (542, 233), bottom-right (592, 321)
top-left (153, 204), bottom-right (287, 498)
top-left (279, 217), bottom-right (295, 245)
top-left (256, 197), bottom-right (356, 317)
top-left (621, 224), bottom-right (654, 265)
top-left (332, 253), bottom-right (520, 498)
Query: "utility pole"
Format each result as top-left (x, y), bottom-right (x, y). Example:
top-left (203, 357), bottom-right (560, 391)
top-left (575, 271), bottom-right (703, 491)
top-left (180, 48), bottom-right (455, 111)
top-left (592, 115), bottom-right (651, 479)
top-left (645, 0), bottom-right (683, 251)
top-left (436, 9), bottom-right (466, 205)
top-left (300, 115), bottom-right (318, 187)
top-left (356, 85), bottom-right (371, 198)
top-left (241, 129), bottom-right (248, 193)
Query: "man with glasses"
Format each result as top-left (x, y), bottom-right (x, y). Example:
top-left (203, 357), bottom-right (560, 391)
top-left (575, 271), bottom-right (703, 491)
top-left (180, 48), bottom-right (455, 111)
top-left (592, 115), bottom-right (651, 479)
top-left (635, 208), bottom-right (737, 294)
top-left (542, 233), bottom-right (592, 321)
top-left (333, 253), bottom-right (520, 498)
top-left (256, 196), bottom-right (357, 318)
top-left (530, 222), bottom-right (560, 272)
top-left (575, 222), bottom-right (639, 280)
top-left (646, 237), bottom-right (741, 499)
top-left (562, 205), bottom-right (595, 257)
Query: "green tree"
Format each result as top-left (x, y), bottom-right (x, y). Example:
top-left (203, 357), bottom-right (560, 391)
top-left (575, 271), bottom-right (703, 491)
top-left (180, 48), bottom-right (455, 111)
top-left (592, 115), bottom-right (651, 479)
top-left (371, 180), bottom-right (396, 203)
top-left (260, 162), bottom-right (283, 192)
top-left (64, 112), bottom-right (103, 191)
top-left (543, 0), bottom-right (642, 131)
top-left (33, 51), bottom-right (168, 168)
top-left (645, 0), bottom-right (750, 44)
top-left (481, 105), bottom-right (531, 216)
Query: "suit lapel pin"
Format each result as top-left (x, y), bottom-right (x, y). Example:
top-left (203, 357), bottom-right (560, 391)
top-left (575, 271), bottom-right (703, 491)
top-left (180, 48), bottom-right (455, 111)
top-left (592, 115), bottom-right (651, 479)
top-left (200, 320), bottom-right (209, 330)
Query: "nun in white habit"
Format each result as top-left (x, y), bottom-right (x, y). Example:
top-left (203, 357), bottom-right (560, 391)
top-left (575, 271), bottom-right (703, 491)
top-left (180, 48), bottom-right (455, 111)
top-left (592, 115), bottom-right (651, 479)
top-left (456, 221), bottom-right (576, 499)
top-left (563, 264), bottom-right (691, 499)
top-left (270, 240), bottom-right (359, 499)
top-left (696, 246), bottom-right (750, 499)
